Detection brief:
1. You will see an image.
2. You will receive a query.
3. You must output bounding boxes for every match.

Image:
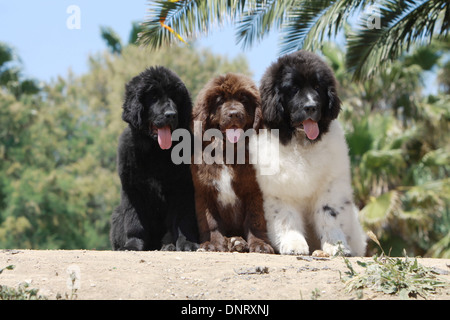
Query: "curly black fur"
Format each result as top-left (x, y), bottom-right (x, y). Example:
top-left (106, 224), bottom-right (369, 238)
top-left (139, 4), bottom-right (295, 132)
top-left (110, 66), bottom-right (199, 251)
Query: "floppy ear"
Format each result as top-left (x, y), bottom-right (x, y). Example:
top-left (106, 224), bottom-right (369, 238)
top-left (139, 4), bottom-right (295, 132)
top-left (253, 103), bottom-right (263, 130)
top-left (122, 81), bottom-right (145, 129)
top-left (191, 91), bottom-right (209, 134)
top-left (326, 85), bottom-right (341, 120)
top-left (176, 84), bottom-right (193, 130)
top-left (261, 85), bottom-right (284, 126)
top-left (250, 88), bottom-right (263, 130)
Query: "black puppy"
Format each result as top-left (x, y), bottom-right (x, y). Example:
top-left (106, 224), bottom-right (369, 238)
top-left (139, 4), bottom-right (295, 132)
top-left (110, 66), bottom-right (199, 251)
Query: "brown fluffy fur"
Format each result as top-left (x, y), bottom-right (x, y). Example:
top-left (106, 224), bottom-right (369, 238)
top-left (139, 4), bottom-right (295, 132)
top-left (191, 73), bottom-right (274, 253)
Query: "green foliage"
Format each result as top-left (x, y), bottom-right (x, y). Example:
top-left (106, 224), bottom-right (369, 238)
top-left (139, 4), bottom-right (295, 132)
top-left (0, 42), bottom-right (40, 99)
top-left (100, 26), bottom-right (123, 54)
top-left (342, 233), bottom-right (449, 299)
top-left (0, 264), bottom-right (15, 274)
top-left (0, 41), bottom-right (251, 250)
top-left (139, 0), bottom-right (248, 48)
top-left (333, 41), bottom-right (450, 258)
top-left (0, 282), bottom-right (47, 300)
top-left (0, 265), bottom-right (47, 300)
top-left (347, 0), bottom-right (449, 80)
top-left (140, 0), bottom-right (449, 80)
top-left (343, 253), bottom-right (448, 299)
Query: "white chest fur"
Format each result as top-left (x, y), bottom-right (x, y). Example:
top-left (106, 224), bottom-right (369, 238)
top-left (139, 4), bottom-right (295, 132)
top-left (213, 165), bottom-right (238, 207)
top-left (253, 120), bottom-right (351, 203)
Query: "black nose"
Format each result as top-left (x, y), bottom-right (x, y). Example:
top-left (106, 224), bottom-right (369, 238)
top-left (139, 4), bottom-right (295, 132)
top-left (164, 110), bottom-right (177, 120)
top-left (304, 104), bottom-right (318, 115)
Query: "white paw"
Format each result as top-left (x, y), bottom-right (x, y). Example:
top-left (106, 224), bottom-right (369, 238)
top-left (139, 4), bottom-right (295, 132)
top-left (279, 233), bottom-right (309, 255)
top-left (322, 242), bottom-right (351, 257)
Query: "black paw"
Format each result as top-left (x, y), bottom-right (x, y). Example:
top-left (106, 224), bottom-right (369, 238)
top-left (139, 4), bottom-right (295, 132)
top-left (122, 238), bottom-right (145, 251)
top-left (175, 231), bottom-right (199, 251)
top-left (161, 243), bottom-right (176, 251)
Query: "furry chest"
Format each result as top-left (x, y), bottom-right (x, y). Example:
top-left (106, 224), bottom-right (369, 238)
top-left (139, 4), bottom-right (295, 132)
top-left (212, 165), bottom-right (239, 208)
top-left (257, 138), bottom-right (335, 201)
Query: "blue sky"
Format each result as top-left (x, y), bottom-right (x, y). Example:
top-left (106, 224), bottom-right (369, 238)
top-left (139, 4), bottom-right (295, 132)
top-left (0, 1), bottom-right (279, 85)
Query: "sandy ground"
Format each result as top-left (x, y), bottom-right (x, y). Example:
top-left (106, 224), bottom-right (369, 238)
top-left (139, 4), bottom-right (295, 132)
top-left (0, 249), bottom-right (449, 301)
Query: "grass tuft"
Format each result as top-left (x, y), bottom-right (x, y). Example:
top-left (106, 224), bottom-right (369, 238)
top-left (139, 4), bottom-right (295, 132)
top-left (341, 231), bottom-right (449, 299)
top-left (0, 264), bottom-right (47, 300)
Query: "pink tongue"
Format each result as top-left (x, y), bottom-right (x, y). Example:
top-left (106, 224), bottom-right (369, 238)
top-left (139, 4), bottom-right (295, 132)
top-left (157, 126), bottom-right (172, 149)
top-left (226, 128), bottom-right (242, 144)
top-left (303, 119), bottom-right (319, 140)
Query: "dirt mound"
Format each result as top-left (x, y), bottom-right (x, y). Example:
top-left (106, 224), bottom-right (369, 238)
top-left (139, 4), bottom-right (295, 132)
top-left (1, 250), bottom-right (449, 302)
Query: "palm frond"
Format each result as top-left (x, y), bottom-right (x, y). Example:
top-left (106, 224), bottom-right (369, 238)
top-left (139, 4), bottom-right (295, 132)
top-left (360, 190), bottom-right (402, 227)
top-left (235, 0), bottom-right (296, 49)
top-left (279, 0), bottom-right (374, 55)
top-left (100, 26), bottom-right (123, 54)
top-left (347, 0), bottom-right (450, 80)
top-left (139, 0), bottom-right (248, 49)
top-left (0, 43), bottom-right (15, 69)
top-left (128, 21), bottom-right (145, 45)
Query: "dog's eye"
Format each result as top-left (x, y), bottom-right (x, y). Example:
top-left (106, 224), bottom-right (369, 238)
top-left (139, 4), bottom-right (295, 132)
top-left (313, 84), bottom-right (320, 91)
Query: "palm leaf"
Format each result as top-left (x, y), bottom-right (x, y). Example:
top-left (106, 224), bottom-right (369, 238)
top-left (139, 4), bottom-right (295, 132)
top-left (279, 0), bottom-right (374, 54)
top-left (427, 232), bottom-right (450, 258)
top-left (0, 43), bottom-right (15, 70)
top-left (139, 0), bottom-right (248, 49)
top-left (100, 26), bottom-right (123, 54)
top-left (360, 190), bottom-right (402, 227)
top-left (235, 0), bottom-right (296, 49)
top-left (347, 0), bottom-right (450, 80)
top-left (140, 0), bottom-right (449, 81)
top-left (128, 21), bottom-right (144, 45)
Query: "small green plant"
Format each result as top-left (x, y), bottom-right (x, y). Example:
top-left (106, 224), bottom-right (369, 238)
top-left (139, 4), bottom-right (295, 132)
top-left (67, 270), bottom-right (79, 300)
top-left (0, 265), bottom-right (15, 274)
top-left (310, 288), bottom-right (321, 300)
top-left (0, 282), bottom-right (47, 300)
top-left (341, 231), bottom-right (448, 299)
top-left (0, 265), bottom-right (47, 300)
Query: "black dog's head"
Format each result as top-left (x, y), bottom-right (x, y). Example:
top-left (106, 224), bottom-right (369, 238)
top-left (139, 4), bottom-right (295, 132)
top-left (260, 50), bottom-right (341, 145)
top-left (122, 66), bottom-right (192, 149)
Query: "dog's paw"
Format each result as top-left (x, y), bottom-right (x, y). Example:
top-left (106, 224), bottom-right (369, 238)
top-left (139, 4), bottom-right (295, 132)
top-left (249, 240), bottom-right (274, 254)
top-left (161, 243), bottom-right (176, 251)
top-left (199, 241), bottom-right (227, 252)
top-left (322, 242), bottom-right (351, 257)
top-left (226, 236), bottom-right (249, 252)
top-left (176, 239), bottom-right (199, 252)
top-left (123, 237), bottom-right (145, 251)
top-left (279, 233), bottom-right (309, 255)
top-left (175, 232), bottom-right (199, 252)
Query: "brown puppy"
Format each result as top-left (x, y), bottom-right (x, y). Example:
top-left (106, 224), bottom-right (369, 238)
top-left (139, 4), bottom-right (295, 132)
top-left (191, 73), bottom-right (273, 253)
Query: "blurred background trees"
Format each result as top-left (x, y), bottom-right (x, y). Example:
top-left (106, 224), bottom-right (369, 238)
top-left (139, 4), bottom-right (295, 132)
top-left (326, 40), bottom-right (449, 257)
top-left (0, 32), bottom-right (250, 249)
top-left (0, 1), bottom-right (448, 257)
top-left (0, 43), bottom-right (40, 99)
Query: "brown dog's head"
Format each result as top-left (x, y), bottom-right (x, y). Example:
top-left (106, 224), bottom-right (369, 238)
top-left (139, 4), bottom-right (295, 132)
top-left (193, 73), bottom-right (262, 143)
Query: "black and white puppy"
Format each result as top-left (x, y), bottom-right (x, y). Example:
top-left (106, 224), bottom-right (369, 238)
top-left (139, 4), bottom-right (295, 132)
top-left (110, 66), bottom-right (199, 251)
top-left (252, 51), bottom-right (366, 256)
